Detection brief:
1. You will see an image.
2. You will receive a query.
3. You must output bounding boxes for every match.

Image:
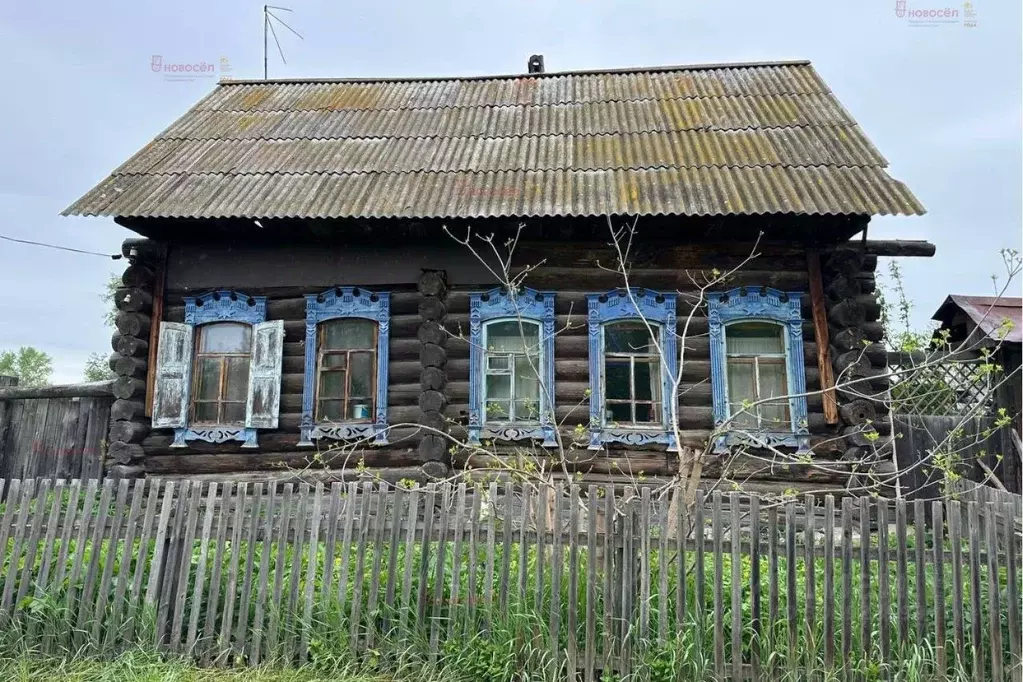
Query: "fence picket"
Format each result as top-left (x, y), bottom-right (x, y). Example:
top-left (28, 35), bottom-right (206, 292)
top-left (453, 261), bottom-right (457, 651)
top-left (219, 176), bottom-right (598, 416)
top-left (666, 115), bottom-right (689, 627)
top-left (533, 484), bottom-right (546, 619)
top-left (336, 483), bottom-right (357, 618)
top-left (299, 483), bottom-right (323, 663)
top-left (585, 485), bottom-right (598, 682)
top-left (0, 478), bottom-right (29, 624)
top-left (266, 483), bottom-right (292, 663)
top-left (639, 487), bottom-right (651, 644)
top-left (237, 483), bottom-right (265, 660)
top-left (675, 486), bottom-right (686, 631)
top-left (786, 500), bottom-right (798, 674)
top-left (186, 483), bottom-right (219, 658)
top-left (948, 500), bottom-right (964, 668)
top-left (567, 484), bottom-right (580, 682)
top-left (877, 499), bottom-right (891, 667)
top-left (859, 496), bottom-right (871, 666)
top-left (64, 479), bottom-right (98, 650)
top-left (1003, 499), bottom-right (1021, 682)
top-left (822, 495), bottom-right (834, 671)
top-left (984, 505), bottom-right (1003, 681)
top-left (603, 485), bottom-right (614, 670)
top-left (465, 485), bottom-right (481, 636)
top-left (712, 491), bottom-right (724, 679)
top-left (447, 483), bottom-right (466, 644)
top-left (483, 482), bottom-right (497, 629)
top-left (749, 494), bottom-right (762, 681)
top-left (967, 503), bottom-right (983, 682)
top-left (398, 487), bottom-right (419, 641)
top-left (498, 483), bottom-right (511, 617)
top-left (217, 482), bottom-right (248, 665)
top-left (321, 483), bottom-right (342, 604)
top-left (517, 485), bottom-right (531, 607)
top-left (30, 479), bottom-right (66, 645)
top-left (79, 479), bottom-right (115, 649)
top-left (11, 480), bottom-right (49, 625)
top-left (695, 491), bottom-right (706, 628)
top-left (550, 485), bottom-right (563, 677)
top-left (929, 501), bottom-right (945, 677)
top-left (250, 484), bottom-right (277, 666)
top-left (732, 493), bottom-right (743, 682)
top-left (366, 483), bottom-right (388, 651)
top-left (350, 483), bottom-right (372, 655)
top-left (803, 493), bottom-right (816, 679)
top-left (200, 482), bottom-right (231, 664)
top-left (841, 497), bottom-right (852, 677)
top-left (284, 484), bottom-right (307, 665)
top-left (428, 484), bottom-right (451, 660)
top-left (416, 485), bottom-right (435, 627)
top-left (895, 498), bottom-right (909, 646)
top-left (124, 480), bottom-right (159, 649)
top-left (169, 481), bottom-right (201, 653)
top-left (914, 499), bottom-right (927, 644)
top-left (384, 484), bottom-right (405, 634)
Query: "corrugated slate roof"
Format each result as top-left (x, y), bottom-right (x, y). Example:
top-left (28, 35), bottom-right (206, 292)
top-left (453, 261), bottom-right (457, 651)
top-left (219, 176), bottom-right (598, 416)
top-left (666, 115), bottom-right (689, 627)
top-left (64, 60), bottom-right (926, 220)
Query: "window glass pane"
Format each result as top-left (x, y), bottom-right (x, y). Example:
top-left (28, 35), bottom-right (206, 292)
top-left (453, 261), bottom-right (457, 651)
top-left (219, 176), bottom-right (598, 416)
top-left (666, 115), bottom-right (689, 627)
top-left (193, 402), bottom-right (218, 423)
top-left (318, 370), bottom-right (345, 399)
top-left (635, 403), bottom-right (658, 423)
top-left (726, 323), bottom-right (784, 355)
top-left (485, 400), bottom-right (511, 421)
top-left (727, 359), bottom-right (756, 421)
top-left (349, 353), bottom-right (374, 398)
top-left (605, 359), bottom-right (631, 401)
top-left (322, 319), bottom-right (376, 350)
top-left (758, 360), bottom-right (790, 427)
top-left (347, 399), bottom-right (373, 421)
top-left (322, 353), bottom-right (346, 369)
top-left (487, 321), bottom-right (539, 353)
top-left (605, 322), bottom-right (658, 354)
top-left (513, 355), bottom-right (540, 401)
top-left (318, 399), bottom-right (343, 421)
top-left (225, 356), bottom-right (250, 402)
top-left (515, 399), bottom-right (540, 421)
top-left (486, 373), bottom-right (511, 400)
top-left (607, 402), bottom-right (631, 423)
top-left (195, 357), bottom-right (221, 401)
top-left (487, 355), bottom-right (510, 372)
top-left (222, 403), bottom-right (245, 425)
top-left (760, 403), bottom-right (789, 428)
top-left (199, 323), bottom-right (251, 353)
top-left (633, 359), bottom-right (661, 402)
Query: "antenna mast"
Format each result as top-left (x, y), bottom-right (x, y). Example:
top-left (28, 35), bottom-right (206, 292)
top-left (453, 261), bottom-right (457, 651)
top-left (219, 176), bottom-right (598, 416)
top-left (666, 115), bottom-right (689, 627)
top-left (262, 4), bottom-right (303, 79)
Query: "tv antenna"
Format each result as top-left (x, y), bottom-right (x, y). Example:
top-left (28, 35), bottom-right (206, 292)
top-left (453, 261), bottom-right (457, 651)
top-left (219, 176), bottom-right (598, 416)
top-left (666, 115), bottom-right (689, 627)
top-left (263, 5), bottom-right (304, 79)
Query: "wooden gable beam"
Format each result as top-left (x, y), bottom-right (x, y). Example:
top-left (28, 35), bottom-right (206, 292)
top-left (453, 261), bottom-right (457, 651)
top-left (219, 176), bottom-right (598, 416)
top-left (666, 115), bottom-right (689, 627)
top-left (807, 249), bottom-right (840, 424)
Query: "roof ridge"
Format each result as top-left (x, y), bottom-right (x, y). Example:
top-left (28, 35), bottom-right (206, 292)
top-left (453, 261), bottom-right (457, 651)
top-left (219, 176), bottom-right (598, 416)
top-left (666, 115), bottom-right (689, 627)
top-left (215, 59), bottom-right (813, 86)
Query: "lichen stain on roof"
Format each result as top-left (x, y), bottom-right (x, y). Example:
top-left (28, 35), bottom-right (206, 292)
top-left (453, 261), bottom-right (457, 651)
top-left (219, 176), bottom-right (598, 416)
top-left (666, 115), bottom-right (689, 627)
top-left (64, 60), bottom-right (926, 220)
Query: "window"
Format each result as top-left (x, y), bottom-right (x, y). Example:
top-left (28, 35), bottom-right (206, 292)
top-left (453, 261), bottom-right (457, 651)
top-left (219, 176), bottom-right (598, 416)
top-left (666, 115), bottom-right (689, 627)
top-left (483, 320), bottom-right (541, 424)
top-left (192, 322), bottom-right (252, 425)
top-left (300, 287), bottom-right (390, 445)
top-left (708, 287), bottom-right (810, 453)
top-left (316, 319), bottom-right (378, 422)
top-left (604, 322), bottom-right (662, 425)
top-left (586, 289), bottom-right (678, 450)
top-left (468, 288), bottom-right (555, 446)
top-left (152, 290), bottom-right (284, 448)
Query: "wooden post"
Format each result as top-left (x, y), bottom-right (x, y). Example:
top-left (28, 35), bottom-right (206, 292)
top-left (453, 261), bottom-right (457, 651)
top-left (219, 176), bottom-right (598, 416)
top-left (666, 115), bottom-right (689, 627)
top-left (145, 247), bottom-right (167, 417)
top-left (807, 249), bottom-right (840, 424)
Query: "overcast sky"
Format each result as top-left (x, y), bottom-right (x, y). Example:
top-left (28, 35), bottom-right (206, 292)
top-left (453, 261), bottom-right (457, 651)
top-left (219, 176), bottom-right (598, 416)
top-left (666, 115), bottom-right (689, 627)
top-left (2, 0), bottom-right (1020, 383)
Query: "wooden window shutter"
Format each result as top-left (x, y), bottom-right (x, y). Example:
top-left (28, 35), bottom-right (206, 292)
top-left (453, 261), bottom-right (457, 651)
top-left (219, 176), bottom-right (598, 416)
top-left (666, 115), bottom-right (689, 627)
top-left (152, 322), bottom-right (194, 429)
top-left (245, 320), bottom-right (284, 429)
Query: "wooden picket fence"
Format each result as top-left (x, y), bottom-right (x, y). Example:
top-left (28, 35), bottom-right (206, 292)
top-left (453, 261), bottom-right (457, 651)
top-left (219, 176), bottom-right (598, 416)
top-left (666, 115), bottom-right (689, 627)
top-left (0, 478), bottom-right (1019, 680)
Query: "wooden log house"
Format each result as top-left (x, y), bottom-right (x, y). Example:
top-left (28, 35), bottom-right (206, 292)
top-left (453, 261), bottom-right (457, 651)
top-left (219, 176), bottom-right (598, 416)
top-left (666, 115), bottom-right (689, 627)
top-left (64, 58), bottom-right (933, 493)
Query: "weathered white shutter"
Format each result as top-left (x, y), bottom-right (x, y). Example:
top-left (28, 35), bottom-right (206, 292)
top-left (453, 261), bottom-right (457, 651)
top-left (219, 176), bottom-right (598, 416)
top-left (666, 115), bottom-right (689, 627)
top-left (245, 320), bottom-right (284, 429)
top-left (152, 322), bottom-right (193, 429)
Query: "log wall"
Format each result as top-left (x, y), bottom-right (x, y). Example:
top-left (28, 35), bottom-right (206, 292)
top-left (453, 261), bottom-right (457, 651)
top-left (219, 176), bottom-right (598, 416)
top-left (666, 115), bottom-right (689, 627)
top-left (120, 224), bottom-right (892, 492)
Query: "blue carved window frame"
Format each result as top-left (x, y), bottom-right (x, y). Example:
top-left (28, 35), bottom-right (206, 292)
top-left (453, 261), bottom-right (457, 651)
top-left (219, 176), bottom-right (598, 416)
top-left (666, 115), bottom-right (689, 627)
top-left (299, 286), bottom-right (390, 446)
top-left (176, 290), bottom-right (267, 448)
top-left (469, 287), bottom-right (556, 447)
top-left (587, 288), bottom-right (678, 451)
top-left (708, 287), bottom-right (810, 454)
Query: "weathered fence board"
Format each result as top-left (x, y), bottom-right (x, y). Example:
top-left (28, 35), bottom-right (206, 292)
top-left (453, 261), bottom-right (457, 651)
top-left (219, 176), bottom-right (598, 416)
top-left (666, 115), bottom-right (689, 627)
top-left (0, 479), bottom-right (1018, 680)
top-left (0, 390), bottom-right (110, 480)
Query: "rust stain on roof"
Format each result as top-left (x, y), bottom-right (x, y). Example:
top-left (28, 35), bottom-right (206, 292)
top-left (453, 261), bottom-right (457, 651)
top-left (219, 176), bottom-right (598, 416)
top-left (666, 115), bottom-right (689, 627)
top-left (64, 60), bottom-right (926, 220)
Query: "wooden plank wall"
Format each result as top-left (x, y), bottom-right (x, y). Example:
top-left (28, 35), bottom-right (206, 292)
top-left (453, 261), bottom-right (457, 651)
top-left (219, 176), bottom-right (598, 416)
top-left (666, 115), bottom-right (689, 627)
top-left (0, 397), bottom-right (108, 480)
top-left (0, 480), bottom-right (1018, 679)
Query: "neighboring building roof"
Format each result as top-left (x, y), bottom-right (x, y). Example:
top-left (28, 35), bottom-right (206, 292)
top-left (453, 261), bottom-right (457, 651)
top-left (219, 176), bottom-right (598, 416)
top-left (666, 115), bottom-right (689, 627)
top-left (933, 295), bottom-right (1023, 344)
top-left (64, 59), bottom-right (926, 221)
